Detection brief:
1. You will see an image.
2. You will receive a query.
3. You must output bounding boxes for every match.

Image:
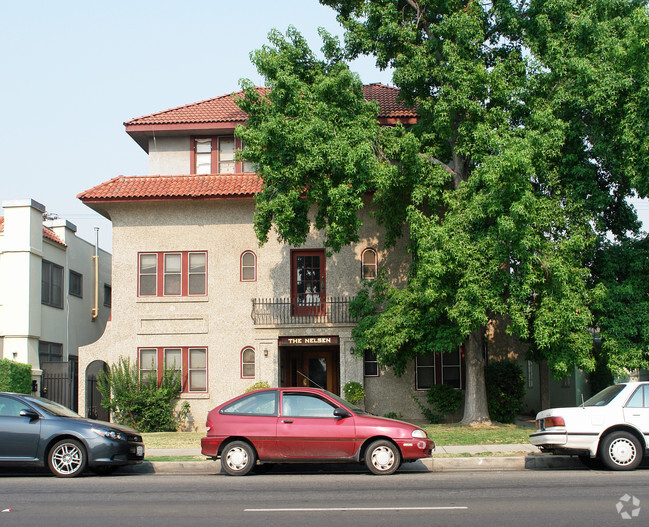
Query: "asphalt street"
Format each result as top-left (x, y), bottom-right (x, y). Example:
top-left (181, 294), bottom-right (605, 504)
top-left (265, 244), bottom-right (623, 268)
top-left (0, 469), bottom-right (648, 526)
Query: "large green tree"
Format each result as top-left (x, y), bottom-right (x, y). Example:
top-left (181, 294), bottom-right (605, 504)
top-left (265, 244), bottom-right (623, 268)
top-left (237, 0), bottom-right (649, 423)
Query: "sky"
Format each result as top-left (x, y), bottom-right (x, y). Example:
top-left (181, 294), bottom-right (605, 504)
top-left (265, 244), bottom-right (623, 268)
top-left (0, 0), bottom-right (391, 250)
top-left (1, 1), bottom-right (647, 252)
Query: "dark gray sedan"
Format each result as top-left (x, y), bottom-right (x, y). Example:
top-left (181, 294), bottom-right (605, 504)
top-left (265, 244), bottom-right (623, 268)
top-left (0, 392), bottom-right (144, 477)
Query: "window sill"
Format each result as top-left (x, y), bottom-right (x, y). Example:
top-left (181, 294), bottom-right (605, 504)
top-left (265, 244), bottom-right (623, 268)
top-left (137, 296), bottom-right (209, 304)
top-left (180, 392), bottom-right (210, 400)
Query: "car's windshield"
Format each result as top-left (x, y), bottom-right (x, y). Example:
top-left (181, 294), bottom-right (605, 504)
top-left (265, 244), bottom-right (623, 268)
top-left (325, 390), bottom-right (369, 415)
top-left (24, 396), bottom-right (80, 418)
top-left (583, 384), bottom-right (626, 407)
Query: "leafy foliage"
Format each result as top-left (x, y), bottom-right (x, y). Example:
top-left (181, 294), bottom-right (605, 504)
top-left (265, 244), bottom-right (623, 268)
top-left (238, 1), bottom-right (649, 422)
top-left (97, 357), bottom-right (190, 432)
top-left (414, 383), bottom-right (463, 423)
top-left (245, 381), bottom-right (271, 392)
top-left (343, 380), bottom-right (365, 404)
top-left (0, 359), bottom-right (32, 394)
top-left (485, 361), bottom-right (526, 424)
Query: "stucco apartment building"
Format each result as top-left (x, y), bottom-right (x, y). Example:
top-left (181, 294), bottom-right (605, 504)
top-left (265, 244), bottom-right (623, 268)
top-left (0, 199), bottom-right (111, 411)
top-left (77, 84), bottom-right (471, 428)
top-left (77, 85), bottom-right (586, 428)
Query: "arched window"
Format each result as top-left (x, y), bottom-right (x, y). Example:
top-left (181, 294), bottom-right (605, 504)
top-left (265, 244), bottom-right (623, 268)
top-left (241, 347), bottom-right (255, 378)
top-left (361, 248), bottom-right (378, 280)
top-left (241, 251), bottom-right (257, 282)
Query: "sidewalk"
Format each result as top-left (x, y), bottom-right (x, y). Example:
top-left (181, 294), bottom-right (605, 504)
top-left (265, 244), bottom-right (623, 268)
top-left (118, 443), bottom-right (582, 475)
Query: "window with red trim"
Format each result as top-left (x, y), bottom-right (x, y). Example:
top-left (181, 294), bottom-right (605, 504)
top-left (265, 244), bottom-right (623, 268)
top-left (415, 348), bottom-right (464, 390)
top-left (138, 347), bottom-right (207, 393)
top-left (241, 347), bottom-right (255, 378)
top-left (138, 251), bottom-right (207, 297)
top-left (241, 251), bottom-right (257, 282)
top-left (361, 248), bottom-right (378, 280)
top-left (191, 136), bottom-right (254, 174)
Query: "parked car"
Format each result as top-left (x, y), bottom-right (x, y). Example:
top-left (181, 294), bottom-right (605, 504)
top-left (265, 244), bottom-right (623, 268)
top-left (530, 381), bottom-right (649, 470)
top-left (201, 387), bottom-right (435, 476)
top-left (0, 392), bottom-right (144, 477)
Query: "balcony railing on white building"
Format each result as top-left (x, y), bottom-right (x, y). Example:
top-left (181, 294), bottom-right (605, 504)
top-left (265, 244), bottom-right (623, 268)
top-left (251, 297), bottom-right (357, 326)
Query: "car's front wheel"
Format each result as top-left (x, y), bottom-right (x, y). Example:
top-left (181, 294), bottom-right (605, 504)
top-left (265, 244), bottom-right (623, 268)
top-left (600, 431), bottom-right (643, 471)
top-left (48, 439), bottom-right (87, 478)
top-left (365, 440), bottom-right (401, 475)
top-left (221, 441), bottom-right (256, 476)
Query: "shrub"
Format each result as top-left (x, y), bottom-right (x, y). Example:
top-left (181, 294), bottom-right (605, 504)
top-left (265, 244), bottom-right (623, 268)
top-left (485, 360), bottom-right (525, 423)
top-left (0, 359), bottom-right (32, 394)
top-left (383, 411), bottom-right (403, 420)
top-left (343, 381), bottom-right (365, 404)
top-left (245, 381), bottom-right (271, 392)
top-left (97, 357), bottom-right (190, 432)
top-left (413, 383), bottom-right (463, 423)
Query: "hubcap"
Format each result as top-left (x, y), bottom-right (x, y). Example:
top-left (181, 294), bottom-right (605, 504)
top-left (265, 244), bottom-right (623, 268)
top-left (226, 447), bottom-right (248, 470)
top-left (371, 446), bottom-right (395, 471)
top-left (52, 444), bottom-right (82, 475)
top-left (609, 438), bottom-right (636, 466)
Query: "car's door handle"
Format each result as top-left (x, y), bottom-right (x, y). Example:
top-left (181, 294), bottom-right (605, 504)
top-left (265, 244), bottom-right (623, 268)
top-left (282, 419), bottom-right (294, 424)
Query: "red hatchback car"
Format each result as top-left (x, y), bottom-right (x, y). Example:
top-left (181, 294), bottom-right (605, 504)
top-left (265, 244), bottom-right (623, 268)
top-left (201, 387), bottom-right (434, 475)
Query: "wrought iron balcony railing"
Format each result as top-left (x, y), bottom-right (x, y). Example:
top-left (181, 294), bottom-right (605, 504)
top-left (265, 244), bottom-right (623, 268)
top-left (251, 297), bottom-right (357, 326)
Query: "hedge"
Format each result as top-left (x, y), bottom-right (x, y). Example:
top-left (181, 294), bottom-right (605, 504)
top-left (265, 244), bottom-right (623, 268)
top-left (0, 359), bottom-right (33, 394)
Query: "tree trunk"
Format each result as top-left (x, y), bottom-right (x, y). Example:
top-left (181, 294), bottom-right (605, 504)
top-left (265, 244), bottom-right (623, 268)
top-left (460, 326), bottom-right (491, 425)
top-left (539, 360), bottom-right (551, 411)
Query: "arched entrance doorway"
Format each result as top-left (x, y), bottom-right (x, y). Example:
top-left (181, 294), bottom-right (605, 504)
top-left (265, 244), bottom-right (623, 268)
top-left (85, 360), bottom-right (109, 421)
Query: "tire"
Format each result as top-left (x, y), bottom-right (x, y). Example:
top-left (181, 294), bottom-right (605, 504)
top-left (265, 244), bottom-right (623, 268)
top-left (221, 441), bottom-right (256, 476)
top-left (89, 465), bottom-right (118, 476)
top-left (48, 439), bottom-right (87, 478)
top-left (365, 440), bottom-right (401, 475)
top-left (600, 431), bottom-right (643, 471)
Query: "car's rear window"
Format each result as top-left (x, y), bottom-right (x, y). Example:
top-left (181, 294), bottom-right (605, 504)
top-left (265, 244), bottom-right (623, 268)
top-left (584, 384), bottom-right (626, 407)
top-left (221, 391), bottom-right (278, 416)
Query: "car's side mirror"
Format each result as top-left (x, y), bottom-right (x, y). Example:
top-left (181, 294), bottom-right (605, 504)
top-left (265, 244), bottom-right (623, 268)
top-left (333, 407), bottom-right (352, 419)
top-left (20, 409), bottom-right (40, 420)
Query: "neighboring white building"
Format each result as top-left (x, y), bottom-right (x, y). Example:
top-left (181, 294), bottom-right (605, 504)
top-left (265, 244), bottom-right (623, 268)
top-left (0, 199), bottom-right (111, 410)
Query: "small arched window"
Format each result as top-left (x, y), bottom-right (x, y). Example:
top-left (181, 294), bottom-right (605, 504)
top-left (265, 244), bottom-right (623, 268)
top-left (241, 347), bottom-right (255, 378)
top-left (361, 248), bottom-right (378, 280)
top-left (241, 251), bottom-right (257, 282)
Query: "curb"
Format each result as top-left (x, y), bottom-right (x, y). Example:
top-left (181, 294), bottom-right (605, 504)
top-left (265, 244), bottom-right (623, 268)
top-left (116, 454), bottom-right (583, 475)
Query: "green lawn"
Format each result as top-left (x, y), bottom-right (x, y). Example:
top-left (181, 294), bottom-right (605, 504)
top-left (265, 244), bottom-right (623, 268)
top-left (142, 423), bottom-right (533, 450)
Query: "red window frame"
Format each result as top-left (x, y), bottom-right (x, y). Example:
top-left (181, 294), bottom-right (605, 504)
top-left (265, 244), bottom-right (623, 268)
top-left (240, 251), bottom-right (257, 282)
top-left (138, 347), bottom-right (208, 393)
top-left (190, 135), bottom-right (246, 174)
top-left (361, 248), bottom-right (378, 280)
top-left (415, 348), bottom-right (465, 390)
top-left (241, 347), bottom-right (255, 379)
top-left (290, 249), bottom-right (326, 316)
top-left (138, 251), bottom-right (207, 297)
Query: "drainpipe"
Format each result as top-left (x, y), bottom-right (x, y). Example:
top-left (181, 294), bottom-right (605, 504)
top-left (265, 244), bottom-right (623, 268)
top-left (91, 227), bottom-right (99, 321)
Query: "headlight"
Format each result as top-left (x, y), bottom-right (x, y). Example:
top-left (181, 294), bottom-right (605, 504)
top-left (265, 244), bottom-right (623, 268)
top-left (412, 429), bottom-right (428, 439)
top-left (92, 428), bottom-right (127, 441)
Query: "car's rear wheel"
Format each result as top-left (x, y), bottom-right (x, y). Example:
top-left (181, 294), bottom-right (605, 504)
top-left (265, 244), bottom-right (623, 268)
top-left (221, 441), bottom-right (256, 476)
top-left (365, 440), bottom-right (400, 475)
top-left (48, 439), bottom-right (87, 478)
top-left (600, 431), bottom-right (643, 471)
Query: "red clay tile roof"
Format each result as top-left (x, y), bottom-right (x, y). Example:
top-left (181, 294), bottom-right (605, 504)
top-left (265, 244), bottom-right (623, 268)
top-left (125, 84), bottom-right (416, 127)
top-left (0, 216), bottom-right (67, 247)
top-left (78, 174), bottom-right (262, 202)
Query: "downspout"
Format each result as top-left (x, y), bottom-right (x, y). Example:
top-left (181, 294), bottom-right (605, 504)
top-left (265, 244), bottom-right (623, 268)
top-left (91, 227), bottom-right (99, 321)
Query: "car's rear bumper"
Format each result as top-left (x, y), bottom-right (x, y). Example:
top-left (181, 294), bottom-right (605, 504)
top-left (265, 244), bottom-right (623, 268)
top-left (201, 436), bottom-right (225, 457)
top-left (530, 431), bottom-right (599, 456)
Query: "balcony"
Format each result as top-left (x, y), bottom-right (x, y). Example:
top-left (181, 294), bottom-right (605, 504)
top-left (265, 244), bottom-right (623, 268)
top-left (251, 297), bottom-right (357, 326)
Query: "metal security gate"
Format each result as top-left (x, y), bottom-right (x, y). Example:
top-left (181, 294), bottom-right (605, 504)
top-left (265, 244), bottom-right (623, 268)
top-left (85, 360), bottom-right (109, 421)
top-left (41, 360), bottom-right (78, 412)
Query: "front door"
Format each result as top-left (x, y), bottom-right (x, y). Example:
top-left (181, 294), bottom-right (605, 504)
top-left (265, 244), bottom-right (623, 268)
top-left (0, 395), bottom-right (41, 460)
top-left (281, 346), bottom-right (340, 395)
top-left (277, 391), bottom-right (356, 458)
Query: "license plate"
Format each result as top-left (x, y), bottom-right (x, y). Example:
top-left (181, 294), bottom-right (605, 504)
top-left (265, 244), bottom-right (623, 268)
top-left (137, 446), bottom-right (144, 456)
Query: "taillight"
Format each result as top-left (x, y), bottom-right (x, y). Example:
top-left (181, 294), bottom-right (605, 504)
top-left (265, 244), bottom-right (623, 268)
top-left (206, 421), bottom-right (213, 432)
top-left (543, 416), bottom-right (565, 428)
